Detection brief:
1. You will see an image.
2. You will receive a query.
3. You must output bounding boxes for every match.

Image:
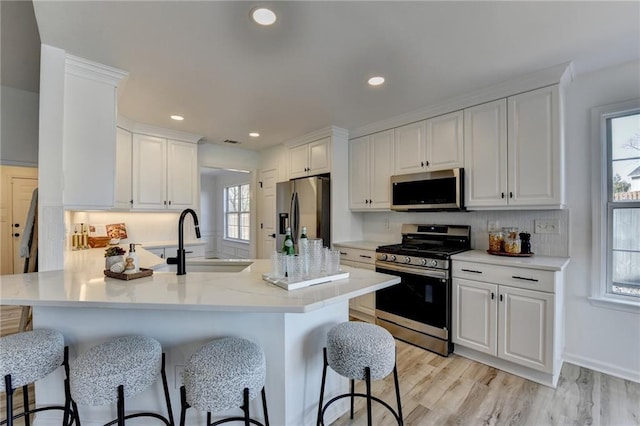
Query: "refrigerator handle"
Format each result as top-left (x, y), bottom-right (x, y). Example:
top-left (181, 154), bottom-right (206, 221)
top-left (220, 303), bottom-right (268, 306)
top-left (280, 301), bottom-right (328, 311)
top-left (291, 191), bottom-right (300, 246)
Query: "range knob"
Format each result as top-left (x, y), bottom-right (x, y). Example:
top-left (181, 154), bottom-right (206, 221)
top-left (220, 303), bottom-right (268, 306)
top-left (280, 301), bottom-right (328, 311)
top-left (379, 254), bottom-right (388, 261)
top-left (427, 259), bottom-right (438, 268)
top-left (420, 258), bottom-right (428, 266)
top-left (389, 255), bottom-right (397, 262)
top-left (404, 256), bottom-right (411, 264)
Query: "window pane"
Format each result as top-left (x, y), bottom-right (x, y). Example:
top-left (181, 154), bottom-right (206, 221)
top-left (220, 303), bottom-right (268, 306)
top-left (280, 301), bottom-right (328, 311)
top-left (227, 187), bottom-right (238, 212)
top-left (241, 184), bottom-right (250, 211)
top-left (611, 208), bottom-right (640, 297)
top-left (612, 159), bottom-right (640, 200)
top-left (611, 114), bottom-right (640, 161)
top-left (240, 226), bottom-right (250, 241)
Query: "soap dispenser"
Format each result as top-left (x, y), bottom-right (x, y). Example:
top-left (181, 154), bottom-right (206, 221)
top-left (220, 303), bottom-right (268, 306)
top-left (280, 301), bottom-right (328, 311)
top-left (128, 243), bottom-right (140, 273)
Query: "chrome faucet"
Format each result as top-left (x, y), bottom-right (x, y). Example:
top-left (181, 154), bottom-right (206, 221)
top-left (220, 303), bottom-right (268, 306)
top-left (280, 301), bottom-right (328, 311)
top-left (166, 208), bottom-right (201, 275)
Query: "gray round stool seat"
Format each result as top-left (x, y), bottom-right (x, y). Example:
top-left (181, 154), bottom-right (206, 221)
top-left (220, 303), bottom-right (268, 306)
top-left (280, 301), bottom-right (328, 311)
top-left (0, 329), bottom-right (64, 391)
top-left (183, 337), bottom-right (266, 412)
top-left (326, 322), bottom-right (396, 381)
top-left (70, 335), bottom-right (161, 406)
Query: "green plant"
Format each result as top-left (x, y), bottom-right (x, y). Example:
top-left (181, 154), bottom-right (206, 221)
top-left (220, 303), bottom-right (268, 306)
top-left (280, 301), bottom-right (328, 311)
top-left (105, 247), bottom-right (126, 257)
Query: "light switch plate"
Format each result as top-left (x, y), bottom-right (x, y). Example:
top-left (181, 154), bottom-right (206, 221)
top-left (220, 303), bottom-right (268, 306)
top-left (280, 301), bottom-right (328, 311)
top-left (534, 219), bottom-right (560, 234)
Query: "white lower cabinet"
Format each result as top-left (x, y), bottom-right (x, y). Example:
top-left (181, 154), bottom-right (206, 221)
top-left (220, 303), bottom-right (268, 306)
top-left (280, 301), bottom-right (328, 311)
top-left (334, 243), bottom-right (377, 322)
top-left (451, 257), bottom-right (564, 387)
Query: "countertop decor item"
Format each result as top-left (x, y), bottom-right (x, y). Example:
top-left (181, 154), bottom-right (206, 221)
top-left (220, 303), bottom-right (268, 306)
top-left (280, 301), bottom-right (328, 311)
top-left (487, 250), bottom-right (534, 257)
top-left (104, 267), bottom-right (153, 280)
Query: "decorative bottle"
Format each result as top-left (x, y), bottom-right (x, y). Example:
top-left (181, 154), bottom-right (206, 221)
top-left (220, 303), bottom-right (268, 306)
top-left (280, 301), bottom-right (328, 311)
top-left (282, 227), bottom-right (295, 255)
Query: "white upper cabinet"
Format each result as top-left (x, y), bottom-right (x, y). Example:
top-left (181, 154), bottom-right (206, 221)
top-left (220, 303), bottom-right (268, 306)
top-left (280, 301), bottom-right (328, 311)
top-left (114, 127), bottom-right (133, 209)
top-left (349, 129), bottom-right (394, 210)
top-left (464, 85), bottom-right (563, 209)
top-left (289, 137), bottom-right (331, 179)
top-left (394, 111), bottom-right (464, 175)
top-left (132, 134), bottom-right (197, 211)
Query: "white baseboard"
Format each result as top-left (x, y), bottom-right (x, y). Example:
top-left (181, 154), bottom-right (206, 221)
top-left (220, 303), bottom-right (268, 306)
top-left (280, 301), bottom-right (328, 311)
top-left (562, 351), bottom-right (640, 383)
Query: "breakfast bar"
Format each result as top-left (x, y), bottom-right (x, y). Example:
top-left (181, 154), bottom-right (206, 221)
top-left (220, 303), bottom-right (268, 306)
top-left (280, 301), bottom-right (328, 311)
top-left (0, 249), bottom-right (399, 426)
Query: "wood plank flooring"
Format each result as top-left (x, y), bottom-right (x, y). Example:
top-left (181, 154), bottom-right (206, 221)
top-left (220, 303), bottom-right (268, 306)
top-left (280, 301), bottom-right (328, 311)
top-left (330, 340), bottom-right (640, 426)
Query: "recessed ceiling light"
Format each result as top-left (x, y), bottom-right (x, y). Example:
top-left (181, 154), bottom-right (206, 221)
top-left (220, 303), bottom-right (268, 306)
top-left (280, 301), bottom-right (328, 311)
top-left (170, 115), bottom-right (184, 121)
top-left (251, 7), bottom-right (277, 26)
top-left (249, 132), bottom-right (260, 138)
top-left (368, 76), bottom-right (385, 86)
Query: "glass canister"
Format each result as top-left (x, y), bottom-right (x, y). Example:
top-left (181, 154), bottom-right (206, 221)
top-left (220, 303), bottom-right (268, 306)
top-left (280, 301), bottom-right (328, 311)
top-left (489, 231), bottom-right (503, 252)
top-left (503, 228), bottom-right (521, 254)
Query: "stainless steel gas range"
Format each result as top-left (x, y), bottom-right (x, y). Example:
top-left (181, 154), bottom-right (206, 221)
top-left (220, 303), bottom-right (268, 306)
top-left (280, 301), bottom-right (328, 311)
top-left (375, 224), bottom-right (471, 356)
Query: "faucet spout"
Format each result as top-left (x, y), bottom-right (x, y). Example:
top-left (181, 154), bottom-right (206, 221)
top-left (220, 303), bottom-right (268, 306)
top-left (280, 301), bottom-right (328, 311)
top-left (167, 208), bottom-right (201, 275)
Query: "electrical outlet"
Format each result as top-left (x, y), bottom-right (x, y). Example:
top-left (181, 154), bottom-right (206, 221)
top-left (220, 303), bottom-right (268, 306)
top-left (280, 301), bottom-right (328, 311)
top-left (175, 365), bottom-right (185, 389)
top-left (487, 221), bottom-right (499, 232)
top-left (534, 219), bottom-right (560, 234)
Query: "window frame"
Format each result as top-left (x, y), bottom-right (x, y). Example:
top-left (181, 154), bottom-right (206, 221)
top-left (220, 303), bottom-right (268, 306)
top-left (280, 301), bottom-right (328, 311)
top-left (590, 99), bottom-right (640, 313)
top-left (224, 183), bottom-right (250, 243)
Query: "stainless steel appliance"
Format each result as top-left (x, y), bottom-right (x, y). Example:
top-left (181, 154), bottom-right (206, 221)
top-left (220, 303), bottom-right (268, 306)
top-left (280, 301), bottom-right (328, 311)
top-left (390, 168), bottom-right (464, 211)
top-left (375, 224), bottom-right (471, 356)
top-left (276, 176), bottom-right (330, 249)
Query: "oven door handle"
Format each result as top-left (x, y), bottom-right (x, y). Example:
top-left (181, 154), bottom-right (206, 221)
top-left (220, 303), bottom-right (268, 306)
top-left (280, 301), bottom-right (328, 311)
top-left (376, 262), bottom-right (447, 280)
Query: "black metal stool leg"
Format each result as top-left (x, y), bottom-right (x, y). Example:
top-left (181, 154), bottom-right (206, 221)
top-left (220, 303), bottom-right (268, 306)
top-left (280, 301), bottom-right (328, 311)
top-left (206, 412), bottom-right (211, 426)
top-left (261, 387), bottom-right (269, 426)
top-left (365, 367), bottom-right (372, 426)
top-left (160, 354), bottom-right (175, 426)
top-left (22, 384), bottom-right (30, 426)
top-left (179, 386), bottom-right (188, 426)
top-left (5, 375), bottom-right (14, 426)
top-left (63, 378), bottom-right (72, 426)
top-left (117, 385), bottom-right (125, 426)
top-left (349, 379), bottom-right (355, 419)
top-left (393, 363), bottom-right (403, 425)
top-left (72, 399), bottom-right (81, 426)
top-left (316, 348), bottom-right (328, 426)
top-left (242, 388), bottom-right (250, 426)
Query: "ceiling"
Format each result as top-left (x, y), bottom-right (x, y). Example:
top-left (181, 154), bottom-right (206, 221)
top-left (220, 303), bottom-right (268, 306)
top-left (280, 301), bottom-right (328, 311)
top-left (8, 1), bottom-right (640, 150)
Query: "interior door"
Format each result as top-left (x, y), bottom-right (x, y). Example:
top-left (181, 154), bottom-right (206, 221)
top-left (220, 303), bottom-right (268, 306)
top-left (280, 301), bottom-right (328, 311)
top-left (12, 177), bottom-right (38, 273)
top-left (259, 168), bottom-right (277, 258)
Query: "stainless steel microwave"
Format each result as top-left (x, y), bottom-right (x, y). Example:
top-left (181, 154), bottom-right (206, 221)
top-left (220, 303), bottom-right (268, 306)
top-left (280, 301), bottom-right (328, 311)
top-left (390, 168), bottom-right (464, 211)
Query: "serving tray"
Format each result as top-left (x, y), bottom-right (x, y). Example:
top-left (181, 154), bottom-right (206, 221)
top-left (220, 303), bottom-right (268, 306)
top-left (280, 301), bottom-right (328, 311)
top-left (104, 268), bottom-right (153, 280)
top-left (487, 250), bottom-right (534, 257)
top-left (263, 271), bottom-right (350, 290)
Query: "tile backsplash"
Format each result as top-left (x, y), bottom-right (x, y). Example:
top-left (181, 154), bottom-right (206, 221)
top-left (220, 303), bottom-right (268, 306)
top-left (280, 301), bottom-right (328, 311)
top-left (362, 209), bottom-right (570, 257)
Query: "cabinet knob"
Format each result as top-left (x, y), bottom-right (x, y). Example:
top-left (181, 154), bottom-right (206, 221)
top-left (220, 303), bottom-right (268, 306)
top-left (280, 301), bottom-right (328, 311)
top-left (14, 223), bottom-right (20, 228)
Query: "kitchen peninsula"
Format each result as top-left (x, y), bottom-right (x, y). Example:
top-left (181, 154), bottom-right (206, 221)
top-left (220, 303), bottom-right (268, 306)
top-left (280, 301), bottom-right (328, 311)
top-left (0, 248), bottom-right (399, 426)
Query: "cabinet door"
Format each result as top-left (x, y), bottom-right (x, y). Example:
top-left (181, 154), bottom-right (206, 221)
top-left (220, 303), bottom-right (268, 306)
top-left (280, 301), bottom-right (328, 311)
top-left (167, 140), bottom-right (198, 210)
top-left (289, 144), bottom-right (309, 179)
top-left (498, 286), bottom-right (554, 373)
top-left (452, 278), bottom-right (498, 356)
top-left (308, 137), bottom-right (331, 175)
top-left (464, 99), bottom-right (508, 207)
top-left (507, 85), bottom-right (561, 206)
top-left (114, 127), bottom-right (132, 209)
top-left (132, 135), bottom-right (167, 210)
top-left (349, 136), bottom-right (371, 209)
top-left (369, 129), bottom-right (395, 209)
top-left (425, 110), bottom-right (464, 171)
top-left (394, 121), bottom-right (426, 175)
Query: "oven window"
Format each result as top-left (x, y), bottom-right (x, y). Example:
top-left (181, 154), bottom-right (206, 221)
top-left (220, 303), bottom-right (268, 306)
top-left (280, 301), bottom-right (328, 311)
top-left (375, 268), bottom-right (448, 328)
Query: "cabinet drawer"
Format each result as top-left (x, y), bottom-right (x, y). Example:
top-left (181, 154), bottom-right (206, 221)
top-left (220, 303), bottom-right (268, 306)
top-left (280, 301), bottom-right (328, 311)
top-left (334, 246), bottom-right (376, 266)
top-left (452, 260), bottom-right (555, 293)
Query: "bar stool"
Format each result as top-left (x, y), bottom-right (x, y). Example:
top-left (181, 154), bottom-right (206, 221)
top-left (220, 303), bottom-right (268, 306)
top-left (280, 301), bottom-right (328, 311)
top-left (0, 329), bottom-right (73, 426)
top-left (69, 335), bottom-right (173, 426)
top-left (179, 337), bottom-right (269, 426)
top-left (317, 322), bottom-right (403, 426)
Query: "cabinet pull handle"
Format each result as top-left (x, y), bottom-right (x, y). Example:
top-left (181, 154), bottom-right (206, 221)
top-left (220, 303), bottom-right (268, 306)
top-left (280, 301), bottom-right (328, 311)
top-left (499, 294), bottom-right (503, 302)
top-left (168, 200), bottom-right (172, 205)
top-left (130, 199), bottom-right (133, 204)
top-left (369, 199), bottom-right (372, 204)
top-left (339, 252), bottom-right (347, 255)
top-left (359, 255), bottom-right (372, 259)
top-left (461, 268), bottom-right (483, 274)
top-left (491, 292), bottom-right (495, 300)
top-left (512, 275), bottom-right (539, 282)
top-left (425, 160), bottom-right (429, 166)
top-left (421, 161), bottom-right (425, 167)
top-left (501, 192), bottom-right (505, 199)
top-left (509, 192), bottom-right (513, 198)
top-left (164, 201), bottom-right (167, 205)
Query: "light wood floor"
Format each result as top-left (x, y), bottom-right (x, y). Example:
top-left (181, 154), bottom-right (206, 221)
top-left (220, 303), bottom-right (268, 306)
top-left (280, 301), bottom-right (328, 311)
top-left (331, 339), bottom-right (640, 426)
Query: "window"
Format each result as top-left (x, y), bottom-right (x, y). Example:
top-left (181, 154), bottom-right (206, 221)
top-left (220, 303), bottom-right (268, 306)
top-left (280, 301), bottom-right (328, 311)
top-left (225, 184), bottom-right (250, 242)
top-left (592, 99), bottom-right (640, 310)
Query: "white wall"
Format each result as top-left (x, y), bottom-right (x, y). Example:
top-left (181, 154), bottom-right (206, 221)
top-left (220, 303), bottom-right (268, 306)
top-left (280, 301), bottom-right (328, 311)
top-left (561, 59), bottom-right (640, 382)
top-left (1, 85), bottom-right (39, 167)
top-left (199, 142), bottom-right (259, 171)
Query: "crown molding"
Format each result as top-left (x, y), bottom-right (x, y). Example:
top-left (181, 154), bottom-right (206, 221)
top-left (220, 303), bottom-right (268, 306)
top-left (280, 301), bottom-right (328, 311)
top-left (117, 116), bottom-right (203, 144)
top-left (284, 125), bottom-right (349, 147)
top-left (65, 54), bottom-right (128, 86)
top-left (349, 62), bottom-right (574, 140)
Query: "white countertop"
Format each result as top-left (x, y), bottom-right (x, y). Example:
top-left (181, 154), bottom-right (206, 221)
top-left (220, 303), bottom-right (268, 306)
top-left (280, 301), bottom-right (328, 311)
top-left (333, 240), bottom-right (389, 251)
top-left (0, 248), bottom-right (399, 314)
top-left (141, 240), bottom-right (206, 249)
top-left (451, 250), bottom-right (570, 271)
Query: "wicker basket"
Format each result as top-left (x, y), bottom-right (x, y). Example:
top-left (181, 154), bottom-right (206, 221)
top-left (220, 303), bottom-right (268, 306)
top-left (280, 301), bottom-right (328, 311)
top-left (88, 236), bottom-right (111, 248)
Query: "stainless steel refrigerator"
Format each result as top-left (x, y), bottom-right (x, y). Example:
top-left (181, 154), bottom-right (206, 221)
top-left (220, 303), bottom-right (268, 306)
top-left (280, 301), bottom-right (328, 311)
top-left (276, 176), bottom-right (330, 250)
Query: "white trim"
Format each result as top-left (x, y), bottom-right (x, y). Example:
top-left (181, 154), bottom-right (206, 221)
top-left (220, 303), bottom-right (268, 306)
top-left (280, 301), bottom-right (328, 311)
top-left (283, 125), bottom-right (348, 147)
top-left (590, 98), bottom-right (640, 309)
top-left (562, 351), bottom-right (640, 384)
top-left (65, 54), bottom-right (128, 86)
top-left (117, 116), bottom-right (203, 144)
